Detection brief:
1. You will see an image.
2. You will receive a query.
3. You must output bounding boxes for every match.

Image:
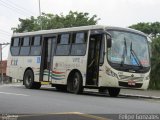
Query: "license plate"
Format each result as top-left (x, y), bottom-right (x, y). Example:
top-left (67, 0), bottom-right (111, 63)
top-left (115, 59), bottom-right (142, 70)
top-left (128, 80), bottom-right (136, 86)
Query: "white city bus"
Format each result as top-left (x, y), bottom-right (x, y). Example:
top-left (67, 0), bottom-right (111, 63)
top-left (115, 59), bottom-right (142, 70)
top-left (7, 25), bottom-right (151, 97)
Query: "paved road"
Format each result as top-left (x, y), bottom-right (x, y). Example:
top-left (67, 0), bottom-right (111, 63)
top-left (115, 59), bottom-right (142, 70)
top-left (0, 84), bottom-right (160, 115)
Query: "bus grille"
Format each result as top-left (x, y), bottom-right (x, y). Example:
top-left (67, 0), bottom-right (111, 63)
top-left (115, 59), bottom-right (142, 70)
top-left (118, 75), bottom-right (144, 82)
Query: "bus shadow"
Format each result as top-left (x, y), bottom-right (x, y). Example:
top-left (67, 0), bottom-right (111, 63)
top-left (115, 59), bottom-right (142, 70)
top-left (17, 85), bottom-right (151, 100)
top-left (38, 86), bottom-right (144, 100)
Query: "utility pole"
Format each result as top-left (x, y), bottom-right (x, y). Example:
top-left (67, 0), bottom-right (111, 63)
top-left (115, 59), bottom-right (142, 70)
top-left (0, 43), bottom-right (10, 84)
top-left (38, 0), bottom-right (42, 30)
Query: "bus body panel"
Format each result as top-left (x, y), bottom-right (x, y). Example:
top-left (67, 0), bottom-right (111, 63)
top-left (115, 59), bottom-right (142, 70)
top-left (6, 25), bottom-right (151, 91)
top-left (51, 56), bottom-right (88, 86)
top-left (7, 55), bottom-right (41, 82)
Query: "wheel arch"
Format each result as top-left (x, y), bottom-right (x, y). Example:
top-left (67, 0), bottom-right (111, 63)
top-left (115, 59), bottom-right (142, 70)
top-left (67, 69), bottom-right (83, 86)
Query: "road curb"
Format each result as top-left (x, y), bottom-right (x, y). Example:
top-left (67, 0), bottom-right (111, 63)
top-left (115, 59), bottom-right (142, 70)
top-left (120, 93), bottom-right (160, 99)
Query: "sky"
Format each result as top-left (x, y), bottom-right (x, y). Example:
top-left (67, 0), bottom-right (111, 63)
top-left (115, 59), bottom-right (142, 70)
top-left (0, 0), bottom-right (160, 60)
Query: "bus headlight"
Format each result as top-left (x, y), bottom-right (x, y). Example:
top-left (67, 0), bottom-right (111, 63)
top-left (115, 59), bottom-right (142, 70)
top-left (105, 67), bottom-right (118, 78)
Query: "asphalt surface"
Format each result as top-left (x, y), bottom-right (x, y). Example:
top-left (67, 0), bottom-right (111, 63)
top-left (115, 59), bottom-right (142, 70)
top-left (0, 84), bottom-right (160, 119)
top-left (121, 89), bottom-right (160, 98)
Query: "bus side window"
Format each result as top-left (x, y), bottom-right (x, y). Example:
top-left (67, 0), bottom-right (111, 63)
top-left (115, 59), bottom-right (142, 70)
top-left (19, 37), bottom-right (30, 56)
top-left (70, 32), bottom-right (87, 56)
top-left (56, 33), bottom-right (70, 56)
top-left (30, 36), bottom-right (42, 56)
top-left (10, 38), bottom-right (20, 56)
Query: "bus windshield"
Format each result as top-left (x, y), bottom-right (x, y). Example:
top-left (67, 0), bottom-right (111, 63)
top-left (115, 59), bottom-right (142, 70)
top-left (107, 30), bottom-right (150, 71)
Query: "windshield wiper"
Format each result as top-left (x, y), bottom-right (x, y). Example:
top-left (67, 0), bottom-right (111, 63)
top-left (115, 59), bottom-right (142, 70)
top-left (121, 37), bottom-right (127, 67)
top-left (130, 41), bottom-right (143, 69)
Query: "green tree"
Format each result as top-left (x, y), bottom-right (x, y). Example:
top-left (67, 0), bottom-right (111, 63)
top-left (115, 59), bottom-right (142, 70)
top-left (150, 37), bottom-right (160, 89)
top-left (12, 11), bottom-right (100, 33)
top-left (129, 22), bottom-right (160, 38)
top-left (130, 22), bottom-right (160, 89)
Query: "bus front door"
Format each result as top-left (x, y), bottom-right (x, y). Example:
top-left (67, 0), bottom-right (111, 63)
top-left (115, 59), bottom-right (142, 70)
top-left (40, 36), bottom-right (57, 82)
top-left (86, 34), bottom-right (103, 86)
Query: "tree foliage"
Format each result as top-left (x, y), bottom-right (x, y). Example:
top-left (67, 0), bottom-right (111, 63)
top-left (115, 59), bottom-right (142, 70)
top-left (129, 22), bottom-right (160, 38)
top-left (130, 22), bottom-right (160, 89)
top-left (12, 11), bottom-right (100, 33)
top-left (150, 37), bottom-right (160, 89)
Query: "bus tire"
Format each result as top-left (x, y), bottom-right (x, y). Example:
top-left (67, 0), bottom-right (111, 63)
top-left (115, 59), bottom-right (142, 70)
top-left (108, 87), bottom-right (120, 97)
top-left (68, 72), bottom-right (83, 94)
top-left (24, 70), bottom-right (41, 89)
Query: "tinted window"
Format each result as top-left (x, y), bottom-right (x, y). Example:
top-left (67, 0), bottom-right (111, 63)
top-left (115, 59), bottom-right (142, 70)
top-left (30, 36), bottom-right (41, 56)
top-left (71, 32), bottom-right (87, 56)
top-left (56, 45), bottom-right (70, 55)
top-left (75, 33), bottom-right (85, 43)
top-left (13, 38), bottom-right (20, 46)
top-left (71, 44), bottom-right (86, 55)
top-left (33, 36), bottom-right (41, 46)
top-left (59, 34), bottom-right (70, 44)
top-left (19, 37), bottom-right (30, 56)
top-left (30, 46), bottom-right (41, 55)
top-left (20, 47), bottom-right (30, 55)
top-left (56, 33), bottom-right (70, 55)
top-left (23, 37), bottom-right (30, 46)
top-left (11, 47), bottom-right (20, 56)
top-left (10, 38), bottom-right (20, 56)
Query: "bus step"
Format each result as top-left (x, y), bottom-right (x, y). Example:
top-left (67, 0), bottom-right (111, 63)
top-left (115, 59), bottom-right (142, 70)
top-left (41, 81), bottom-right (50, 85)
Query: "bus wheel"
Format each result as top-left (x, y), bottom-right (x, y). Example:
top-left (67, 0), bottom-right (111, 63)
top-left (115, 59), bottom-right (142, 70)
top-left (68, 72), bottom-right (83, 94)
top-left (24, 70), bottom-right (41, 89)
top-left (108, 87), bottom-right (120, 97)
top-left (98, 88), bottom-right (107, 94)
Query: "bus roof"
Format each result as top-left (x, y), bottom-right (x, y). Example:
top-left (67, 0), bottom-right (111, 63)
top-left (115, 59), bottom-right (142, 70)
top-left (12, 25), bottom-right (147, 37)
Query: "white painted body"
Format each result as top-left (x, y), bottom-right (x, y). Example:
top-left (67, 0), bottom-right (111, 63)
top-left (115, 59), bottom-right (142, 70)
top-left (6, 25), bottom-right (150, 90)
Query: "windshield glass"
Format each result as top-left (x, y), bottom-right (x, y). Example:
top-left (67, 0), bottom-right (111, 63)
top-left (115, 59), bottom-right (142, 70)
top-left (107, 30), bottom-right (150, 68)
